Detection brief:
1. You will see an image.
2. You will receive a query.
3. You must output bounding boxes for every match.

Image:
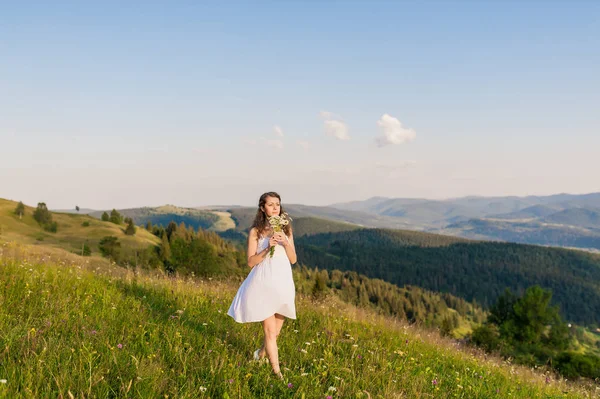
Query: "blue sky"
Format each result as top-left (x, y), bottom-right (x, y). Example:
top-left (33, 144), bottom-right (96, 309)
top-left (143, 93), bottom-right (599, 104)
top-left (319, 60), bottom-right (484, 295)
top-left (1, 1), bottom-right (599, 209)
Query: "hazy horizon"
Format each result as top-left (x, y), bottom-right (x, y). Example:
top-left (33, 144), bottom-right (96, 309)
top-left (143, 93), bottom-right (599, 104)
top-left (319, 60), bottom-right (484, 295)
top-left (4, 189), bottom-right (600, 213)
top-left (2, 2), bottom-right (599, 210)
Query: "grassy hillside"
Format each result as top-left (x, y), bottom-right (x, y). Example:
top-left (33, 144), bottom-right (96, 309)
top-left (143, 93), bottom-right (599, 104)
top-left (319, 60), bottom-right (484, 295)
top-left (0, 198), bottom-right (484, 336)
top-left (0, 198), bottom-right (159, 256)
top-left (1, 244), bottom-right (596, 398)
top-left (296, 228), bottom-right (600, 326)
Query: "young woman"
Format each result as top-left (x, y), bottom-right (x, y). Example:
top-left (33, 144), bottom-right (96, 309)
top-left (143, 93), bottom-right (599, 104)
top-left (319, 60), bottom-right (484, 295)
top-left (227, 192), bottom-right (297, 379)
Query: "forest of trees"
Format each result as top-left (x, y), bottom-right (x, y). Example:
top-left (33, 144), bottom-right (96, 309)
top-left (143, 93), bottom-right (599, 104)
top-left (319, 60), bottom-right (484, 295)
top-left (472, 286), bottom-right (600, 379)
top-left (295, 229), bottom-right (600, 326)
top-left (294, 266), bottom-right (486, 332)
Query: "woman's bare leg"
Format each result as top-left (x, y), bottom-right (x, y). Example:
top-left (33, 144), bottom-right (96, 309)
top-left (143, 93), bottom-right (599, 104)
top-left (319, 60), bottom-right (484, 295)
top-left (262, 315), bottom-right (281, 375)
top-left (275, 313), bottom-right (285, 336)
top-left (260, 313), bottom-right (285, 357)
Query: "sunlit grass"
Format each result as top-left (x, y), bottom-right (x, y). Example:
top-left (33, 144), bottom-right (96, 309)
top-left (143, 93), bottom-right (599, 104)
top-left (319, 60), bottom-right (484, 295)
top-left (1, 242), bottom-right (598, 398)
top-left (0, 198), bottom-right (160, 256)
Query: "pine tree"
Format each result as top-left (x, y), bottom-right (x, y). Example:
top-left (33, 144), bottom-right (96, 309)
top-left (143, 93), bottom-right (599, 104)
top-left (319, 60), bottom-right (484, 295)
top-left (312, 272), bottom-right (328, 299)
top-left (14, 201), bottom-right (25, 220)
top-left (33, 202), bottom-right (52, 225)
top-left (109, 209), bottom-right (123, 224)
top-left (146, 220), bottom-right (153, 231)
top-left (166, 221), bottom-right (178, 240)
top-left (160, 232), bottom-right (171, 261)
top-left (101, 212), bottom-right (109, 221)
top-left (125, 219), bottom-right (136, 235)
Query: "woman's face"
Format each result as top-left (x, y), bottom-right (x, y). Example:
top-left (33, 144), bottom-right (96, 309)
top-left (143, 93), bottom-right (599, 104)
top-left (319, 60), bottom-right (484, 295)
top-left (262, 196), bottom-right (281, 217)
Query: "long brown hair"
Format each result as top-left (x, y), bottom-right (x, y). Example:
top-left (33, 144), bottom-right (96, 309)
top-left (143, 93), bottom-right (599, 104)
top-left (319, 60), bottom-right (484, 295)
top-left (251, 191), bottom-right (292, 238)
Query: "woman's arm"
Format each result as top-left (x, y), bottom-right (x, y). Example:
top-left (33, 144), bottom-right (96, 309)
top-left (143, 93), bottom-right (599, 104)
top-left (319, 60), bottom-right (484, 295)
top-left (247, 228), bottom-right (275, 268)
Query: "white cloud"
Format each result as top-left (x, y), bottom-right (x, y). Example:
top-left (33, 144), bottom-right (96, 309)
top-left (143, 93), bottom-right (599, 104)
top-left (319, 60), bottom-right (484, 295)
top-left (375, 114), bottom-right (416, 147)
top-left (273, 125), bottom-right (284, 137)
top-left (297, 140), bottom-right (310, 150)
top-left (320, 111), bottom-right (349, 141)
top-left (324, 120), bottom-right (349, 141)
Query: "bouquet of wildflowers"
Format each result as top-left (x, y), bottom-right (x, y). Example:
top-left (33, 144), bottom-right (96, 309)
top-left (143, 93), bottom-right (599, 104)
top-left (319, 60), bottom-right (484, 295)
top-left (268, 212), bottom-right (292, 258)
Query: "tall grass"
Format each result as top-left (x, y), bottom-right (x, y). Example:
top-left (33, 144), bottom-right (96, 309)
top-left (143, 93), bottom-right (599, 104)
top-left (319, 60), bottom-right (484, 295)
top-left (0, 243), bottom-right (598, 398)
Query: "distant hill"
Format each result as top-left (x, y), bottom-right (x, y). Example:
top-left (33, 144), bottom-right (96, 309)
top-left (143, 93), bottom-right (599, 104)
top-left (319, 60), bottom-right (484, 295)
top-left (330, 193), bottom-right (600, 250)
top-left (51, 207), bottom-right (97, 215)
top-left (295, 227), bottom-right (600, 326)
top-left (490, 204), bottom-right (562, 219)
top-left (542, 207), bottom-right (600, 229)
top-left (228, 204), bottom-right (413, 232)
top-left (89, 205), bottom-right (232, 232)
top-left (0, 198), bottom-right (160, 257)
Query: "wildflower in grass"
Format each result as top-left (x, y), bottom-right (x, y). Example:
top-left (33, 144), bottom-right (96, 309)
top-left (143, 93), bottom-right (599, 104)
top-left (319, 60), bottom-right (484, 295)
top-left (357, 355), bottom-right (362, 359)
top-left (432, 378), bottom-right (438, 385)
top-left (328, 386), bottom-right (337, 392)
top-left (199, 386), bottom-right (207, 392)
top-left (91, 330), bottom-right (97, 335)
top-left (0, 379), bottom-right (6, 384)
top-left (545, 376), bottom-right (550, 384)
top-left (228, 379), bottom-right (234, 383)
top-left (301, 373), bottom-right (308, 376)
top-left (202, 323), bottom-right (208, 326)
top-left (117, 343), bottom-right (123, 349)
top-left (287, 383), bottom-right (293, 388)
top-left (327, 396), bottom-right (332, 399)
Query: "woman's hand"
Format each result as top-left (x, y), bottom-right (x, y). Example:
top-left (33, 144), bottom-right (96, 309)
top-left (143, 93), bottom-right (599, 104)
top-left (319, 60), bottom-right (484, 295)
top-left (274, 232), bottom-right (289, 246)
top-left (269, 236), bottom-right (278, 248)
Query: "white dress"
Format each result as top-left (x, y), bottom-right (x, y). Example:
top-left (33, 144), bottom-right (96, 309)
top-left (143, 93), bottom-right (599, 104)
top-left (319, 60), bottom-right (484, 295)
top-left (227, 236), bottom-right (296, 323)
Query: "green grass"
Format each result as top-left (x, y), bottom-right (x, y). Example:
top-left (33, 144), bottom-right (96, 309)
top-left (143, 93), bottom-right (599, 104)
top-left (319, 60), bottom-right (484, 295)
top-left (0, 198), bottom-right (160, 257)
top-left (208, 211), bottom-right (237, 232)
top-left (1, 244), bottom-right (597, 398)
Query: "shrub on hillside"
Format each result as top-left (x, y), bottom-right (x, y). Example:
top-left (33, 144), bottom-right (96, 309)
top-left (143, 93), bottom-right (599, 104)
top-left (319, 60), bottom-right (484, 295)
top-left (14, 201), bottom-right (25, 219)
top-left (99, 236), bottom-right (121, 261)
top-left (33, 203), bottom-right (58, 233)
